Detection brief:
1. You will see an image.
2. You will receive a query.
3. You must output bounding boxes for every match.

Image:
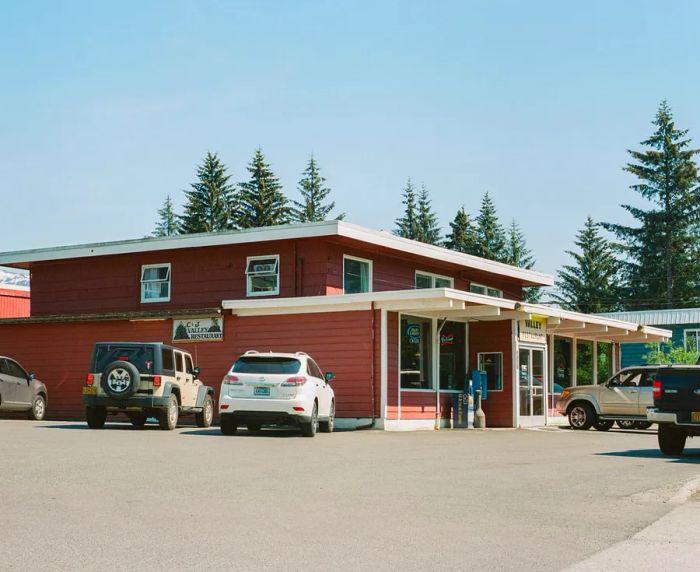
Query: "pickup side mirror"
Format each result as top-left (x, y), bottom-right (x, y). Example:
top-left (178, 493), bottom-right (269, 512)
top-left (325, 371), bottom-right (335, 383)
top-left (27, 373), bottom-right (36, 381)
top-left (192, 366), bottom-right (201, 379)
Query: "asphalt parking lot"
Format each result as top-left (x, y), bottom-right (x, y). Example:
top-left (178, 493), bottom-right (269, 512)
top-left (1, 420), bottom-right (699, 571)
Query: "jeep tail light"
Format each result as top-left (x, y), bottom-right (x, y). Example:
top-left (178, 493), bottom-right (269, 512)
top-left (86, 374), bottom-right (94, 386)
top-left (282, 376), bottom-right (307, 387)
top-left (153, 375), bottom-right (162, 387)
top-left (224, 374), bottom-right (242, 385)
top-left (652, 379), bottom-right (663, 399)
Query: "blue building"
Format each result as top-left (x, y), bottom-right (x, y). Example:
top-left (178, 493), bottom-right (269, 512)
top-left (598, 308), bottom-right (700, 367)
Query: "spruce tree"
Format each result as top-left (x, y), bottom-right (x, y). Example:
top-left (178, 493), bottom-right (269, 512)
top-left (394, 178), bottom-right (419, 239)
top-left (179, 152), bottom-right (237, 234)
top-left (474, 192), bottom-right (507, 261)
top-left (237, 148), bottom-right (291, 228)
top-left (152, 195), bottom-right (179, 237)
top-left (505, 220), bottom-right (540, 302)
top-left (415, 184), bottom-right (441, 244)
top-left (291, 155), bottom-right (344, 222)
top-left (602, 101), bottom-right (700, 309)
top-left (444, 206), bottom-right (479, 254)
top-left (551, 217), bottom-right (621, 313)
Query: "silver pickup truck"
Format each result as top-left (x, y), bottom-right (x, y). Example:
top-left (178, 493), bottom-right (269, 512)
top-left (555, 366), bottom-right (657, 431)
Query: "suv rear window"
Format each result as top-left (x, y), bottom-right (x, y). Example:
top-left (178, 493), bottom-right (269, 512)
top-left (93, 345), bottom-right (156, 374)
top-left (232, 356), bottom-right (301, 375)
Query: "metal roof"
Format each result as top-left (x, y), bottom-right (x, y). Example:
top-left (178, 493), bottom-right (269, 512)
top-left (598, 308), bottom-right (700, 327)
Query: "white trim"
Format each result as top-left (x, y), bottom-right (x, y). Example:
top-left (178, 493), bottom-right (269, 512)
top-left (0, 220), bottom-right (554, 286)
top-left (477, 351), bottom-right (504, 392)
top-left (140, 263), bottom-right (171, 303)
top-left (245, 254), bottom-right (280, 297)
top-left (380, 309), bottom-right (388, 421)
top-left (511, 320), bottom-right (518, 428)
top-left (415, 270), bottom-right (454, 289)
top-left (343, 254), bottom-right (373, 294)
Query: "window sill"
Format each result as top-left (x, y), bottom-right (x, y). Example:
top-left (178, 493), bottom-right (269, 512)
top-left (141, 298), bottom-right (171, 304)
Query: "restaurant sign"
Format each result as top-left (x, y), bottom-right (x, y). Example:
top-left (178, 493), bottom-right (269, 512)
top-left (173, 317), bottom-right (224, 342)
top-left (518, 317), bottom-right (547, 344)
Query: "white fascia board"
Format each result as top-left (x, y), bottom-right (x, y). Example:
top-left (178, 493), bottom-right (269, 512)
top-left (336, 222), bottom-right (554, 287)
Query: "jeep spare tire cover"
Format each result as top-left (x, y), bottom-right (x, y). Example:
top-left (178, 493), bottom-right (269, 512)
top-left (101, 360), bottom-right (141, 398)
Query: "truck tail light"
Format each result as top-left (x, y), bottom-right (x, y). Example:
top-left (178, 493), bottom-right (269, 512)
top-left (153, 375), bottom-right (162, 387)
top-left (86, 374), bottom-right (94, 386)
top-left (652, 379), bottom-right (663, 399)
top-left (224, 374), bottom-right (242, 385)
top-left (282, 376), bottom-right (307, 387)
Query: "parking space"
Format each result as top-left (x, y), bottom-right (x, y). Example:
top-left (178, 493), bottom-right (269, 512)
top-left (1, 421), bottom-right (699, 571)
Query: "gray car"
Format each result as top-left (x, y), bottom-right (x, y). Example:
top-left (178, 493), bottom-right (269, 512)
top-left (0, 356), bottom-right (48, 420)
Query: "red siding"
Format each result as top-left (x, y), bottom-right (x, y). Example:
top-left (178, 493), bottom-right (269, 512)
top-left (0, 288), bottom-right (30, 318)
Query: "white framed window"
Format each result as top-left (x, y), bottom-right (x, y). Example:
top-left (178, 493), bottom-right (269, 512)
top-left (469, 282), bottom-right (503, 298)
top-left (246, 255), bottom-right (280, 297)
top-left (415, 271), bottom-right (454, 289)
top-left (343, 255), bottom-right (373, 294)
top-left (684, 329), bottom-right (700, 352)
top-left (140, 263), bottom-right (171, 303)
top-left (477, 352), bottom-right (503, 391)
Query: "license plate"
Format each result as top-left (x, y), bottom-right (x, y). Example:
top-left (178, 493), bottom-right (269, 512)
top-left (82, 386), bottom-right (97, 395)
top-left (691, 412), bottom-right (700, 423)
top-left (254, 386), bottom-right (270, 396)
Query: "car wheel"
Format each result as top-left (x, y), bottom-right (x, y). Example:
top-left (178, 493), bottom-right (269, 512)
top-left (593, 419), bottom-right (614, 431)
top-left (86, 406), bottom-right (107, 429)
top-left (195, 395), bottom-right (214, 428)
top-left (633, 421), bottom-right (653, 430)
top-left (220, 415), bottom-right (238, 435)
top-left (158, 395), bottom-right (179, 431)
top-left (246, 422), bottom-right (262, 432)
top-left (301, 402), bottom-right (318, 438)
top-left (658, 423), bottom-right (687, 456)
top-left (568, 402), bottom-right (595, 430)
top-left (28, 394), bottom-right (46, 421)
top-left (616, 420), bottom-right (636, 430)
top-left (128, 411), bottom-right (147, 428)
top-left (319, 400), bottom-right (335, 433)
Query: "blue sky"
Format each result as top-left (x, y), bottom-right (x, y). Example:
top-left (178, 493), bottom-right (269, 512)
top-left (1, 0), bottom-right (699, 277)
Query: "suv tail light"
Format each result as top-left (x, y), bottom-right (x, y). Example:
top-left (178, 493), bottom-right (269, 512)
top-left (153, 375), bottom-right (162, 387)
top-left (282, 376), bottom-right (307, 387)
top-left (652, 379), bottom-right (663, 399)
top-left (224, 374), bottom-right (243, 385)
top-left (86, 374), bottom-right (94, 386)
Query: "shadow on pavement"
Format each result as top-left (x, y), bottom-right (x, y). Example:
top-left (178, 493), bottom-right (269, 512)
top-left (181, 428), bottom-right (302, 438)
top-left (597, 449), bottom-right (700, 463)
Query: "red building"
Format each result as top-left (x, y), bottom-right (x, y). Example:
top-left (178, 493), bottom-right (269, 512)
top-left (0, 221), bottom-right (670, 428)
top-left (0, 284), bottom-right (30, 318)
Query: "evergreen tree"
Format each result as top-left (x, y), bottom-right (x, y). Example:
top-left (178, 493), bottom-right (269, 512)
top-left (179, 152), bottom-right (237, 234)
top-left (415, 184), bottom-right (441, 244)
top-left (504, 220), bottom-right (540, 302)
top-left (394, 178), bottom-right (419, 239)
top-left (602, 101), bottom-right (700, 309)
top-left (474, 192), bottom-right (507, 261)
top-left (444, 206), bottom-right (479, 254)
top-left (237, 148), bottom-right (291, 228)
top-left (551, 217), bottom-right (621, 313)
top-left (291, 155), bottom-right (344, 222)
top-left (152, 195), bottom-right (179, 237)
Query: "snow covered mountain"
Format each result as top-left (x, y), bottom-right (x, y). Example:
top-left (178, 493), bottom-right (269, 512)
top-left (0, 268), bottom-right (30, 288)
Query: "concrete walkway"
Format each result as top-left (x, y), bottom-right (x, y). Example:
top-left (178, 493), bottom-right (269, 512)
top-left (568, 493), bottom-right (700, 571)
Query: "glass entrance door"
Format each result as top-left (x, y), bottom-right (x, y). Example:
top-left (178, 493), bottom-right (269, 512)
top-left (518, 347), bottom-right (546, 425)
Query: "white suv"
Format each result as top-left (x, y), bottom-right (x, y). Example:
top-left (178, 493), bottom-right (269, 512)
top-left (218, 351), bottom-right (335, 437)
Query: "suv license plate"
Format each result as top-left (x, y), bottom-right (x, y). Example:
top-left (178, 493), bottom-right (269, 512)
top-left (691, 412), bottom-right (700, 423)
top-left (82, 386), bottom-right (97, 395)
top-left (254, 386), bottom-right (270, 396)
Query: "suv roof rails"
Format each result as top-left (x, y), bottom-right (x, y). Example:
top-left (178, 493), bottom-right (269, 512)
top-left (244, 350), bottom-right (259, 355)
top-left (295, 351), bottom-right (309, 357)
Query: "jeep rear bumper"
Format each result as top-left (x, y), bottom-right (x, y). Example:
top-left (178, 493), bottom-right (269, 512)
top-left (82, 395), bottom-right (172, 409)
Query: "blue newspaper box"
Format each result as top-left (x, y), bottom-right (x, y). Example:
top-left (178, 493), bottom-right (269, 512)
top-left (471, 369), bottom-right (488, 401)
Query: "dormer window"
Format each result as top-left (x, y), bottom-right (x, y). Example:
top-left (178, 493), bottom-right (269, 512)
top-left (246, 255), bottom-right (280, 296)
top-left (141, 264), bottom-right (171, 303)
top-left (416, 271), bottom-right (453, 289)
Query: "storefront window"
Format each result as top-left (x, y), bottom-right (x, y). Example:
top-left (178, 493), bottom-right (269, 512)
top-left (576, 340), bottom-right (594, 385)
top-left (478, 353), bottom-right (503, 391)
top-left (553, 337), bottom-right (572, 390)
top-left (439, 322), bottom-right (466, 391)
top-left (400, 316), bottom-right (433, 389)
top-left (597, 342), bottom-right (613, 384)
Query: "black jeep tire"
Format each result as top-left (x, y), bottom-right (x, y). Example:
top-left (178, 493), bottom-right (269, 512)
top-left (86, 406), bottom-right (107, 429)
top-left (101, 360), bottom-right (141, 399)
top-left (301, 402), bottom-right (318, 438)
top-left (220, 415), bottom-right (238, 435)
top-left (658, 423), bottom-right (687, 456)
top-left (634, 421), bottom-right (653, 430)
top-left (158, 395), bottom-right (179, 431)
top-left (616, 420), bottom-right (636, 430)
top-left (128, 411), bottom-right (147, 428)
top-left (246, 422), bottom-right (262, 432)
top-left (319, 400), bottom-right (335, 433)
top-left (195, 395), bottom-right (214, 428)
top-left (28, 394), bottom-right (46, 421)
top-left (568, 402), bottom-right (596, 430)
top-left (593, 419), bottom-right (614, 431)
